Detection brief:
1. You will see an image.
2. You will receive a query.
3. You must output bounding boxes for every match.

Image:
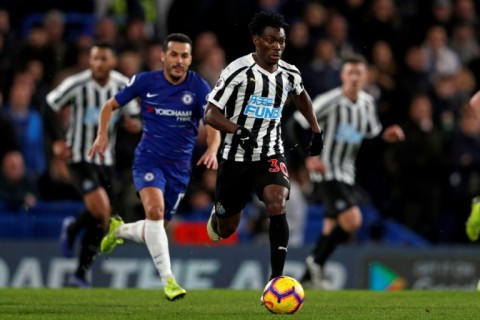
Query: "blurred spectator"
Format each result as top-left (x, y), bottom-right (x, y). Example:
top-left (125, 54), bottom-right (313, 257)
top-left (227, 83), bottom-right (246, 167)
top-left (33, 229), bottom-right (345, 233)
top-left (143, 41), bottom-right (163, 71)
top-left (395, 46), bottom-right (431, 121)
top-left (95, 16), bottom-right (118, 47)
top-left (449, 21), bottom-right (479, 65)
top-left (422, 25), bottom-right (461, 80)
top-left (282, 20), bottom-right (311, 72)
top-left (324, 13), bottom-right (356, 58)
top-left (302, 2), bottom-right (327, 42)
top-left (117, 49), bottom-right (143, 78)
top-left (15, 26), bottom-right (56, 86)
top-left (452, 0), bottom-right (477, 25)
top-left (0, 107), bottom-right (19, 162)
top-left (446, 103), bottom-right (480, 242)
top-left (0, 151), bottom-right (37, 210)
top-left (3, 81), bottom-right (46, 180)
top-left (197, 46), bottom-right (226, 88)
top-left (302, 38), bottom-right (342, 98)
top-left (386, 95), bottom-right (444, 241)
top-left (120, 17), bottom-right (152, 53)
top-left (192, 31), bottom-right (219, 70)
top-left (360, 0), bottom-right (403, 59)
top-left (43, 9), bottom-right (67, 73)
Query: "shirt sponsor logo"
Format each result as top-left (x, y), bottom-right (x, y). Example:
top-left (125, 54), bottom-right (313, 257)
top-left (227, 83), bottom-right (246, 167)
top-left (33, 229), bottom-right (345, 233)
top-left (153, 108), bottom-right (192, 121)
top-left (243, 95), bottom-right (282, 119)
top-left (336, 124), bottom-right (364, 143)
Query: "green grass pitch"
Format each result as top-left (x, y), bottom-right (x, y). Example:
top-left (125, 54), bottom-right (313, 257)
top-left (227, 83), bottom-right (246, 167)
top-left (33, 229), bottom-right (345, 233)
top-left (1, 289), bottom-right (479, 319)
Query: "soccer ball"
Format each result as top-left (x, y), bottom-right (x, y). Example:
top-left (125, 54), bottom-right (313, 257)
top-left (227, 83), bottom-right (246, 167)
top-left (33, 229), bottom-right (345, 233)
top-left (261, 276), bottom-right (305, 314)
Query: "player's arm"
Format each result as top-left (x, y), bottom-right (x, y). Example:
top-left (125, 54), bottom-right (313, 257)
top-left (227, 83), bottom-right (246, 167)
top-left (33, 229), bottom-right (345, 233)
top-left (291, 90), bottom-right (324, 156)
top-left (88, 97), bottom-right (121, 160)
top-left (204, 102), bottom-right (258, 151)
top-left (204, 102), bottom-right (239, 133)
top-left (196, 123), bottom-right (221, 170)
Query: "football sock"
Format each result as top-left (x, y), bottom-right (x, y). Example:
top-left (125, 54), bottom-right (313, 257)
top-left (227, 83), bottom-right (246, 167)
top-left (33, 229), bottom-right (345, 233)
top-left (313, 225), bottom-right (350, 266)
top-left (269, 214), bottom-right (289, 279)
top-left (76, 220), bottom-right (104, 279)
top-left (116, 220), bottom-right (145, 243)
top-left (144, 219), bottom-right (173, 284)
top-left (68, 210), bottom-right (94, 241)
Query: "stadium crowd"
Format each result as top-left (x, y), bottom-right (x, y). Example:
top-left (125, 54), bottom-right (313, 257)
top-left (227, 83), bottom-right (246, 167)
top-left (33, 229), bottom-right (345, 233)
top-left (0, 0), bottom-right (480, 244)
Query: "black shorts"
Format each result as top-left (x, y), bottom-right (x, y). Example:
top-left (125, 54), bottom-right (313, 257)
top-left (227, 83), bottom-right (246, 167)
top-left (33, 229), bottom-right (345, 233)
top-left (313, 180), bottom-right (360, 218)
top-left (68, 162), bottom-right (115, 201)
top-left (214, 154), bottom-right (290, 217)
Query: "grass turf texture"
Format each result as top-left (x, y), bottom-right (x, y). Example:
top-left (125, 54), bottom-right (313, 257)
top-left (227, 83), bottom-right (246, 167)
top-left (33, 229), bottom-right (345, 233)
top-left (1, 289), bottom-right (479, 319)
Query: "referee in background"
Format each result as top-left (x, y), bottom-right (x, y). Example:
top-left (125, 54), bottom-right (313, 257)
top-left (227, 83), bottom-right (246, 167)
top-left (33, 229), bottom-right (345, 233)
top-left (291, 54), bottom-right (405, 289)
top-left (46, 42), bottom-right (140, 287)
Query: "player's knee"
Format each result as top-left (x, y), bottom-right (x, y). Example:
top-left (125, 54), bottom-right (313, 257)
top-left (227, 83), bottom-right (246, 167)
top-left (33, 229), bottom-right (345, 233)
top-left (265, 200), bottom-right (286, 216)
top-left (145, 204), bottom-right (164, 220)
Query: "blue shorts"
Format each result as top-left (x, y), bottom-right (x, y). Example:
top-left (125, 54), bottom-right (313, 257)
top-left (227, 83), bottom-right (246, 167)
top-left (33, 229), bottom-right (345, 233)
top-left (132, 152), bottom-right (191, 220)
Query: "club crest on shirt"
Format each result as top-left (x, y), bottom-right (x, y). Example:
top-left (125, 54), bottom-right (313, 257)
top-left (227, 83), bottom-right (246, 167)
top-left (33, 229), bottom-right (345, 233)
top-left (182, 92), bottom-right (193, 105)
top-left (144, 172), bottom-right (155, 182)
top-left (214, 78), bottom-right (225, 90)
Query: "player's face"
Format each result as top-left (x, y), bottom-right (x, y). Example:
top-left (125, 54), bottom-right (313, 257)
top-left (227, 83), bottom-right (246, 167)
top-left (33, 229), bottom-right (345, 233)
top-left (341, 62), bottom-right (367, 93)
top-left (90, 47), bottom-right (116, 82)
top-left (162, 41), bottom-right (192, 83)
top-left (254, 26), bottom-right (286, 67)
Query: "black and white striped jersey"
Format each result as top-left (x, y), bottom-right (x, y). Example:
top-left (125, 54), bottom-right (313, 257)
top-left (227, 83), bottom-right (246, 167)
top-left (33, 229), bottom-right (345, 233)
top-left (208, 53), bottom-right (304, 162)
top-left (46, 70), bottom-right (139, 166)
top-left (294, 87), bottom-right (382, 184)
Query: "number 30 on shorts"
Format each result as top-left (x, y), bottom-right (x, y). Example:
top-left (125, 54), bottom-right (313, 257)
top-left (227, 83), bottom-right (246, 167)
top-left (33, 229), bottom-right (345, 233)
top-left (268, 159), bottom-right (289, 176)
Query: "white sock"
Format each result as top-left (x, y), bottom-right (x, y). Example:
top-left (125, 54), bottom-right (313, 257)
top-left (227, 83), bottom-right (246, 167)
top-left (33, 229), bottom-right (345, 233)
top-left (144, 219), bottom-right (173, 284)
top-left (116, 220), bottom-right (145, 244)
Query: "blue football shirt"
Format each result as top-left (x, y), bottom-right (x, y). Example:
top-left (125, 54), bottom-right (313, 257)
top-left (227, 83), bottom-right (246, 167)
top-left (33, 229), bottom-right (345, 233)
top-left (115, 70), bottom-right (211, 162)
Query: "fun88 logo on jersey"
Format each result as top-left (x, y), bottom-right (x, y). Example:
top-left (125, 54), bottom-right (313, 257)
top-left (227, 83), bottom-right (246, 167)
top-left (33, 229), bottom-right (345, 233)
top-left (244, 95), bottom-right (282, 119)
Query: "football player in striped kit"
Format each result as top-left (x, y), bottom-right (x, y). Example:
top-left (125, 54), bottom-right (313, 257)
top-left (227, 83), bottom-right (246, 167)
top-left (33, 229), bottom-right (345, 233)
top-left (46, 42), bottom-right (141, 287)
top-left (204, 11), bottom-right (323, 282)
top-left (292, 54), bottom-right (404, 289)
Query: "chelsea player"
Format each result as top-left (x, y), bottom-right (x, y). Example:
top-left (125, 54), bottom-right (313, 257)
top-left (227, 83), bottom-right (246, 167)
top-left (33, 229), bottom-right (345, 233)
top-left (89, 33), bottom-right (220, 300)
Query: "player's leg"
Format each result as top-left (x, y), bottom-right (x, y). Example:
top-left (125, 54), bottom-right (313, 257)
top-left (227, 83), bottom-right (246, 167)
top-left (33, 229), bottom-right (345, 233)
top-left (207, 159), bottom-right (252, 241)
top-left (466, 196), bottom-right (480, 241)
top-left (262, 184), bottom-right (290, 279)
top-left (65, 163), bottom-right (112, 286)
top-left (303, 181), bottom-right (360, 288)
top-left (140, 186), bottom-right (185, 300)
top-left (70, 186), bottom-right (111, 286)
top-left (256, 155), bottom-right (291, 280)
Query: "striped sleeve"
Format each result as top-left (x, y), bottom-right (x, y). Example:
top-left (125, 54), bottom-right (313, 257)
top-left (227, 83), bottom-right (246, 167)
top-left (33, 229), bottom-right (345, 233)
top-left (46, 71), bottom-right (89, 112)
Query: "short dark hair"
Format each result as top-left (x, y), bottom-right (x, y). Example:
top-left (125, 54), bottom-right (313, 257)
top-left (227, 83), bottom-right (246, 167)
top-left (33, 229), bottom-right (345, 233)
top-left (342, 53), bottom-right (368, 66)
top-left (163, 33), bottom-right (192, 52)
top-left (248, 11), bottom-right (288, 36)
top-left (92, 41), bottom-right (115, 52)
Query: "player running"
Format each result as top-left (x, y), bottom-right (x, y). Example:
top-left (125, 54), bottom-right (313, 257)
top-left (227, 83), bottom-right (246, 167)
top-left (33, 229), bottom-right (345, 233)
top-left (204, 11), bottom-right (323, 282)
top-left (88, 33), bottom-right (220, 300)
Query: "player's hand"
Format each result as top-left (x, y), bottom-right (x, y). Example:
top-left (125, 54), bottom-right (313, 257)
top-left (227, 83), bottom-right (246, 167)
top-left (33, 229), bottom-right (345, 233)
top-left (305, 156), bottom-right (326, 174)
top-left (233, 127), bottom-right (258, 151)
top-left (197, 149), bottom-right (218, 170)
top-left (52, 140), bottom-right (71, 160)
top-left (88, 134), bottom-right (108, 162)
top-left (382, 125), bottom-right (405, 143)
top-left (306, 130), bottom-right (324, 156)
top-left (123, 115), bottom-right (142, 134)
